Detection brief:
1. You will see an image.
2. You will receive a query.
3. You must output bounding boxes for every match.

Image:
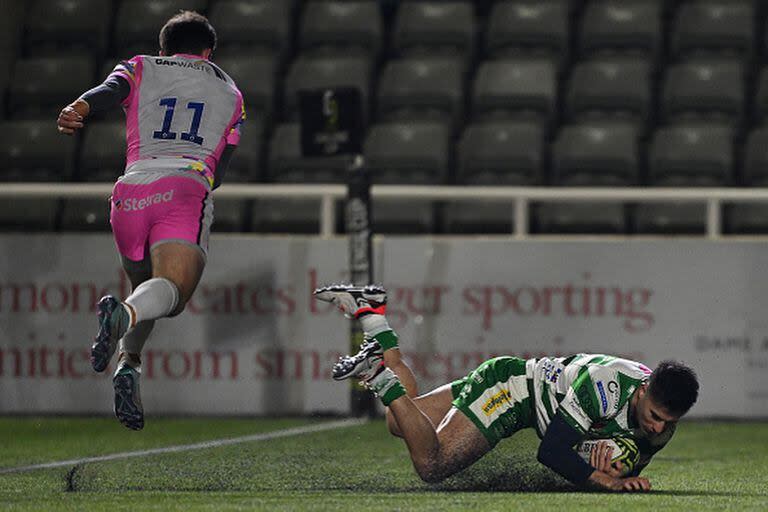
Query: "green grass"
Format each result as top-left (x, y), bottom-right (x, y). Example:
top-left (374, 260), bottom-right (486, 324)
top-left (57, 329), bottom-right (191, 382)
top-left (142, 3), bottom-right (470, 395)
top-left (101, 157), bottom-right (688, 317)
top-left (0, 417), bottom-right (765, 511)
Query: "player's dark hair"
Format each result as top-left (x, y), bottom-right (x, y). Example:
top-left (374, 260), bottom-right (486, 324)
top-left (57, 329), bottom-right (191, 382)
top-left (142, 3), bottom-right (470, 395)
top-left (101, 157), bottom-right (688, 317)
top-left (159, 11), bottom-right (217, 56)
top-left (648, 360), bottom-right (699, 416)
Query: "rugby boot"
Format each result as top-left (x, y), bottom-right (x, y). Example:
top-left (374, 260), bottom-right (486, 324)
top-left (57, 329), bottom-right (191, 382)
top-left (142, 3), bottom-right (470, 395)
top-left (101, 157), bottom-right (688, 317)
top-left (332, 338), bottom-right (384, 381)
top-left (91, 295), bottom-right (131, 372)
top-left (113, 363), bottom-right (144, 430)
top-left (313, 283), bottom-right (387, 319)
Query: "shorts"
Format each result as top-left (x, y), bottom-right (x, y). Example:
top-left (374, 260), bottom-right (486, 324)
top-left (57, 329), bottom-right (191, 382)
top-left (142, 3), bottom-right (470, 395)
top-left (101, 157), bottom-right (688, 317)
top-left (450, 356), bottom-right (534, 448)
top-left (110, 175), bottom-right (212, 262)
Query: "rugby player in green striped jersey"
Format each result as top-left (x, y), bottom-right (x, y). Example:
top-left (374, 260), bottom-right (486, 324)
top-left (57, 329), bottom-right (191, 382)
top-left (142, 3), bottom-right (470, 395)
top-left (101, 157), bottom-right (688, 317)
top-left (315, 284), bottom-right (699, 492)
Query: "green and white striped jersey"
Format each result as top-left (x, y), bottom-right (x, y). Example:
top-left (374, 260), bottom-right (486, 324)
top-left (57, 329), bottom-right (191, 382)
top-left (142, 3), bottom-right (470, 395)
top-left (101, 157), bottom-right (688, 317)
top-left (527, 354), bottom-right (674, 472)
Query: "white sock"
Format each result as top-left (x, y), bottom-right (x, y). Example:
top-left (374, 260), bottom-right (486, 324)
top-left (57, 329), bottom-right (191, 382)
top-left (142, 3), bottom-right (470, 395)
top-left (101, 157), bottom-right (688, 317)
top-left (119, 319), bottom-right (155, 355)
top-left (359, 314), bottom-right (391, 338)
top-left (124, 277), bottom-right (179, 324)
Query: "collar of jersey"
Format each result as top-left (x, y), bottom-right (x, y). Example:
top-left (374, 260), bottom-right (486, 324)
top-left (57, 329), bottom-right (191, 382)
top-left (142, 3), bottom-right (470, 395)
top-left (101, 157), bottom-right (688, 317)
top-left (171, 53), bottom-right (208, 60)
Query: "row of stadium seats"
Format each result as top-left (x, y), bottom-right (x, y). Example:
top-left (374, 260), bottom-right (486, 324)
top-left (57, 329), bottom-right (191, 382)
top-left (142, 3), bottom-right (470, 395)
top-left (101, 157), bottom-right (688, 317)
top-left (7, 0), bottom-right (768, 62)
top-left (6, 53), bottom-right (768, 129)
top-left (5, 118), bottom-right (768, 187)
top-left (4, 0), bottom-right (768, 235)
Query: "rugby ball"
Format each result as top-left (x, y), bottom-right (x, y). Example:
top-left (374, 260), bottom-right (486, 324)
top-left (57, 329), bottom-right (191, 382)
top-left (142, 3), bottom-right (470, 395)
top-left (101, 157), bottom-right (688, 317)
top-left (576, 437), bottom-right (640, 477)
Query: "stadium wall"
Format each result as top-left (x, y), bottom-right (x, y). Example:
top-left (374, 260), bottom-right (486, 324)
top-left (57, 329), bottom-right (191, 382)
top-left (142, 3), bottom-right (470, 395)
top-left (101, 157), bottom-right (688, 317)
top-left (0, 234), bottom-right (765, 418)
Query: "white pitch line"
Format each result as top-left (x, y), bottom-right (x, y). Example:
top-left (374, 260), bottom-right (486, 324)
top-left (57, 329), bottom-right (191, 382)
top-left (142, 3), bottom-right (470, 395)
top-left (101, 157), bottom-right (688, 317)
top-left (0, 418), bottom-right (367, 475)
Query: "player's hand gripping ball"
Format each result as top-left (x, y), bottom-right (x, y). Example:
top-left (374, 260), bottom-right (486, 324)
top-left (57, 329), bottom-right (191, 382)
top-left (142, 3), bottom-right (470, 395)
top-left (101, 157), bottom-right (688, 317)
top-left (577, 437), bottom-right (640, 477)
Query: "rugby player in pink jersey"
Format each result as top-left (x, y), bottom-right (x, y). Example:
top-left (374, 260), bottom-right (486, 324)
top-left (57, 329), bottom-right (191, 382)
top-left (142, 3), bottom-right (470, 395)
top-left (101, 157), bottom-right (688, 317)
top-left (56, 11), bottom-right (245, 430)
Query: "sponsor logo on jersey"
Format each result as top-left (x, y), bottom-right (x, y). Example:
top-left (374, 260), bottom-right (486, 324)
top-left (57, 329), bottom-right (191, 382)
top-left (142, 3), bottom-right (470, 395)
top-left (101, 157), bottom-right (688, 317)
top-left (482, 389), bottom-right (512, 416)
top-left (596, 381), bottom-right (609, 413)
top-left (155, 58), bottom-right (208, 72)
top-left (117, 190), bottom-right (175, 212)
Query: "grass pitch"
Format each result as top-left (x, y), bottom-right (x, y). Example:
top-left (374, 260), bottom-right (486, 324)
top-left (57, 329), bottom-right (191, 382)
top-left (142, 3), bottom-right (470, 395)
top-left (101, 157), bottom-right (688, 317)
top-left (0, 416), bottom-right (765, 511)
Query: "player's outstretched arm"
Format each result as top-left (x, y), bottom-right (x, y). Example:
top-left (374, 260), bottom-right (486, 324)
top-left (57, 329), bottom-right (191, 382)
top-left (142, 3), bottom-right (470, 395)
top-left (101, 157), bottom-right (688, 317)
top-left (586, 441), bottom-right (651, 491)
top-left (56, 99), bottom-right (89, 135)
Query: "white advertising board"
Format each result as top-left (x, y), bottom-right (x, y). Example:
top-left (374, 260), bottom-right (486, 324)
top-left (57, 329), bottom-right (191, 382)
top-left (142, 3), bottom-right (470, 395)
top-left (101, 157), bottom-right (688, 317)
top-left (1, 235), bottom-right (766, 417)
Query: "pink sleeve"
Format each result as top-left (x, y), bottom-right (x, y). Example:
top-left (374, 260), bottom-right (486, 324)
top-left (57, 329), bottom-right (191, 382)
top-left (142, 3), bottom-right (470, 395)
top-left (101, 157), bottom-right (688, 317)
top-left (108, 55), bottom-right (144, 107)
top-left (225, 88), bottom-right (245, 146)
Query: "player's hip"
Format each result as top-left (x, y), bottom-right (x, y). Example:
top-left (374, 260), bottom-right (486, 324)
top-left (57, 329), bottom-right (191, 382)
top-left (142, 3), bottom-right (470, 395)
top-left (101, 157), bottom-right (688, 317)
top-left (451, 356), bottom-right (535, 447)
top-left (109, 176), bottom-right (213, 262)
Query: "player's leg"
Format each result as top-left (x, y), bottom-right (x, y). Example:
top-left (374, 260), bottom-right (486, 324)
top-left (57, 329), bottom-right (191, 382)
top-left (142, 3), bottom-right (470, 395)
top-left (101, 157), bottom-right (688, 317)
top-left (390, 399), bottom-right (491, 483)
top-left (109, 255), bottom-right (154, 430)
top-left (335, 351), bottom-right (491, 483)
top-left (386, 383), bottom-right (455, 438)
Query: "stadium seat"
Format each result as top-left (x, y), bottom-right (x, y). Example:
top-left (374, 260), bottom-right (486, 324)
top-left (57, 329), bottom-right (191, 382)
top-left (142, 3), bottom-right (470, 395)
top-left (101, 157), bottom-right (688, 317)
top-left (565, 57), bottom-right (652, 126)
top-left (484, 0), bottom-right (569, 64)
top-left (632, 202), bottom-right (709, 235)
top-left (363, 121), bottom-right (450, 184)
top-left (299, 1), bottom-right (382, 57)
top-left (471, 58), bottom-right (557, 126)
top-left (376, 57), bottom-right (464, 126)
top-left (215, 55), bottom-right (277, 121)
top-left (441, 200), bottom-right (517, 234)
top-left (250, 198), bottom-right (335, 234)
top-left (536, 120), bottom-right (638, 234)
top-left (446, 120), bottom-right (543, 233)
top-left (79, 122), bottom-right (126, 182)
top-left (208, 0), bottom-right (292, 60)
top-left (635, 122), bottom-right (734, 234)
top-left (283, 55), bottom-right (372, 122)
top-left (725, 203), bottom-right (768, 234)
top-left (752, 66), bottom-right (768, 125)
top-left (113, 0), bottom-right (207, 58)
top-left (551, 121), bottom-right (640, 185)
top-left (267, 123), bottom-right (350, 183)
top-left (727, 126), bottom-right (768, 233)
top-left (742, 126), bottom-right (768, 186)
top-left (0, 198), bottom-right (61, 232)
top-left (648, 123), bottom-right (733, 186)
top-left (661, 59), bottom-right (744, 125)
top-left (392, 2), bottom-right (476, 59)
top-left (363, 121), bottom-right (447, 233)
top-left (0, 120), bottom-right (76, 181)
top-left (579, 1), bottom-right (662, 58)
top-left (8, 57), bottom-right (95, 119)
top-left (59, 198), bottom-right (111, 232)
top-left (25, 0), bottom-right (111, 58)
top-left (534, 202), bottom-right (628, 234)
top-left (671, 1), bottom-right (754, 59)
top-left (456, 121), bottom-right (544, 185)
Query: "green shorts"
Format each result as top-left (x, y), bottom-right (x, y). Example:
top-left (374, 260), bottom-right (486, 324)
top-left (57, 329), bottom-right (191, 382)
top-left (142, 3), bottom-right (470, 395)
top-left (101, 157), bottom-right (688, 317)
top-left (451, 356), bottom-right (534, 447)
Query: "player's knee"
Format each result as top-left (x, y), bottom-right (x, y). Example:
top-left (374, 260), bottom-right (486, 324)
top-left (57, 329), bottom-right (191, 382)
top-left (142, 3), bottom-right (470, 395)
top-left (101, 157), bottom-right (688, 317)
top-left (415, 464), bottom-right (447, 484)
top-left (412, 457), bottom-right (447, 484)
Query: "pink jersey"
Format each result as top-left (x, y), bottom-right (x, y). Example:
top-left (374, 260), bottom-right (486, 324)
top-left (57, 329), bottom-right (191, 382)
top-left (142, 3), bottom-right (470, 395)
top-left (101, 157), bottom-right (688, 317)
top-left (110, 54), bottom-right (245, 189)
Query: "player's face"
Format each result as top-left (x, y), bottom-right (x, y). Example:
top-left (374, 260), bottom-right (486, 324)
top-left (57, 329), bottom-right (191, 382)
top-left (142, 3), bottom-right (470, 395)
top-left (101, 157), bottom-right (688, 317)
top-left (636, 386), bottom-right (679, 435)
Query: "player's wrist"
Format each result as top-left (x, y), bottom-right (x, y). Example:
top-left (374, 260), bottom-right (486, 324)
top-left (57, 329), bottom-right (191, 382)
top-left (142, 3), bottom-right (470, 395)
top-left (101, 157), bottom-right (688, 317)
top-left (586, 470), bottom-right (622, 491)
top-left (70, 98), bottom-right (91, 118)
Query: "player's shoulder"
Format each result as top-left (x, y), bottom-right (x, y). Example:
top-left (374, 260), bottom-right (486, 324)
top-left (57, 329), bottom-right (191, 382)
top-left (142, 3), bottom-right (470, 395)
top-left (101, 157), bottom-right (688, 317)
top-left (206, 60), bottom-right (241, 93)
top-left (585, 354), bottom-right (650, 381)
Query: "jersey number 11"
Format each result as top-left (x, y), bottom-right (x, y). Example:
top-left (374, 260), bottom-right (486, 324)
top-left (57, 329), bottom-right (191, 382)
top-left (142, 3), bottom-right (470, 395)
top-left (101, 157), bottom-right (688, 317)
top-left (152, 97), bottom-right (205, 145)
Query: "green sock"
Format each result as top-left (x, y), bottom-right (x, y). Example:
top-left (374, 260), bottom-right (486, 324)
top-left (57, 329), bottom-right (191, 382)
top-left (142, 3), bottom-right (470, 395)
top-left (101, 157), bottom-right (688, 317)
top-left (380, 380), bottom-right (406, 406)
top-left (368, 367), bottom-right (406, 406)
top-left (374, 330), bottom-right (399, 351)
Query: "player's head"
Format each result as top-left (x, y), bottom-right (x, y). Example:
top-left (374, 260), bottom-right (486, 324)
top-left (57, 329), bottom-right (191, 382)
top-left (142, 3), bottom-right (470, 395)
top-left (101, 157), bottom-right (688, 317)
top-left (159, 10), bottom-right (217, 57)
top-left (635, 360), bottom-right (699, 435)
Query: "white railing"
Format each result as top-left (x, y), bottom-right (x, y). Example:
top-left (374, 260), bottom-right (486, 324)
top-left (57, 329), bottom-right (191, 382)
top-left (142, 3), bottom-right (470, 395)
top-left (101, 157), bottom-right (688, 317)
top-left (4, 182), bottom-right (768, 239)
